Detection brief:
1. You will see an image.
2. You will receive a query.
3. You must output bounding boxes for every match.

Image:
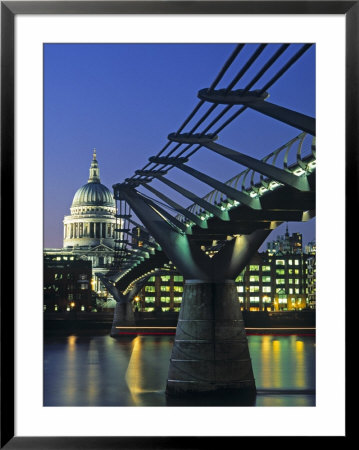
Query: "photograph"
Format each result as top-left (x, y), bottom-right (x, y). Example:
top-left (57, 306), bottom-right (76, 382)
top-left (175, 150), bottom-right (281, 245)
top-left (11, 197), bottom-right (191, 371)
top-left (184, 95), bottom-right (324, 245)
top-left (43, 42), bottom-right (316, 408)
top-left (2, 2), bottom-right (352, 445)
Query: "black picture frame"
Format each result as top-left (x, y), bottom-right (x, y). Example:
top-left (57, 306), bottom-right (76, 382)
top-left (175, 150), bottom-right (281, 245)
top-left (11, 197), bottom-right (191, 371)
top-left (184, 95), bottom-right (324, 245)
top-left (1, 1), bottom-right (353, 447)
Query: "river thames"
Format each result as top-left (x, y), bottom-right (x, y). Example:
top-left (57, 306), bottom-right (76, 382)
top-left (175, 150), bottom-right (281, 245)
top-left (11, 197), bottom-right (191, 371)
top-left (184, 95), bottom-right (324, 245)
top-left (44, 332), bottom-right (315, 407)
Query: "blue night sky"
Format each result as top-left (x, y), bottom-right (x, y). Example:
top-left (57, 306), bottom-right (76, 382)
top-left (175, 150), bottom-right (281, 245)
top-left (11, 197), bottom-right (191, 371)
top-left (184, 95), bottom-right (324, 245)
top-left (44, 43), bottom-right (315, 250)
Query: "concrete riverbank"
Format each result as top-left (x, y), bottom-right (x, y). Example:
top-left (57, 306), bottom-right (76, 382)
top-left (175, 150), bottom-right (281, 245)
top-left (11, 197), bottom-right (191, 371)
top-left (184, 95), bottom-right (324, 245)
top-left (44, 310), bottom-right (315, 334)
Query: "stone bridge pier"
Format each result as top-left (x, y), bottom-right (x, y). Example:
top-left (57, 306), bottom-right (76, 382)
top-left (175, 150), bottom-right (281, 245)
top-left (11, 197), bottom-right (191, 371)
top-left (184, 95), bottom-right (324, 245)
top-left (96, 274), bottom-right (136, 337)
top-left (114, 184), bottom-right (272, 396)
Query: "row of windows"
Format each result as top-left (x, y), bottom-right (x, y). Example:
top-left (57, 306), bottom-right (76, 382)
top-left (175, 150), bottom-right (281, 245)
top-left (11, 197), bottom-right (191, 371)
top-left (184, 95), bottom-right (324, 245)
top-left (147, 275), bottom-right (183, 282)
top-left (145, 286), bottom-right (183, 292)
top-left (276, 279), bottom-right (301, 285)
top-left (144, 296), bottom-right (182, 303)
top-left (144, 307), bottom-right (181, 312)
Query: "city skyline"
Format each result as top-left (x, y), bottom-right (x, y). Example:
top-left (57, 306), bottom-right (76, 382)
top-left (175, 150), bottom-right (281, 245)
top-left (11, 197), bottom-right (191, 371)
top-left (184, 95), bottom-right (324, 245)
top-left (44, 43), bottom-right (315, 249)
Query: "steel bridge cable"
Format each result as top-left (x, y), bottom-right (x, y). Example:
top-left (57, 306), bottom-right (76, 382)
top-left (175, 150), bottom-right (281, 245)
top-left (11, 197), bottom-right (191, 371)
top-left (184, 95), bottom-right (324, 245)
top-left (176, 45), bottom-right (267, 139)
top-left (176, 44), bottom-right (245, 134)
top-left (133, 44), bottom-right (269, 181)
top-left (197, 44), bottom-right (292, 138)
top-left (212, 44), bottom-right (313, 136)
top-left (127, 44), bottom-right (244, 182)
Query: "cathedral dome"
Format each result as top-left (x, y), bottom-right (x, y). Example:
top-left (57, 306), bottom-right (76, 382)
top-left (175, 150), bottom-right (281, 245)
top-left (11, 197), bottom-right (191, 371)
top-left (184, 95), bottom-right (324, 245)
top-left (72, 182), bottom-right (115, 207)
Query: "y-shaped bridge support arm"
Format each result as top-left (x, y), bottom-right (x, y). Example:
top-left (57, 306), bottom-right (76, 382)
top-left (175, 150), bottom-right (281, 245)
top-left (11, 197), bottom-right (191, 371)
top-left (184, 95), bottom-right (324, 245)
top-left (114, 185), bottom-right (213, 281)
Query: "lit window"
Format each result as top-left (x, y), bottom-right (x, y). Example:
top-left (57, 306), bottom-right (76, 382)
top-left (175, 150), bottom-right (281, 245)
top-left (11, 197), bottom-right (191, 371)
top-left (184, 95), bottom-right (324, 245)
top-left (249, 265), bottom-right (259, 271)
top-left (295, 279), bottom-right (300, 285)
top-left (295, 288), bottom-right (300, 294)
top-left (250, 286), bottom-right (259, 292)
top-left (145, 297), bottom-right (155, 303)
top-left (289, 288), bottom-right (293, 294)
top-left (288, 260), bottom-right (293, 265)
top-left (81, 306), bottom-right (85, 311)
top-left (161, 297), bottom-right (170, 303)
top-left (174, 275), bottom-right (183, 282)
top-left (160, 286), bottom-right (170, 292)
top-left (148, 276), bottom-right (155, 282)
top-left (237, 286), bottom-right (244, 292)
top-left (174, 297), bottom-right (182, 304)
top-left (276, 269), bottom-right (285, 275)
top-left (250, 275), bottom-right (259, 282)
top-left (145, 307), bottom-right (155, 312)
top-left (294, 260), bottom-right (300, 266)
top-left (173, 286), bottom-right (183, 292)
top-left (250, 296), bottom-right (260, 303)
top-left (161, 275), bottom-right (170, 282)
top-left (262, 276), bottom-right (271, 283)
top-left (238, 297), bottom-right (244, 303)
top-left (145, 286), bottom-right (155, 292)
top-left (161, 307), bottom-right (170, 312)
top-left (235, 275), bottom-right (244, 282)
top-left (263, 287), bottom-right (271, 293)
top-left (276, 279), bottom-right (285, 285)
top-left (276, 260), bottom-right (285, 265)
top-left (262, 266), bottom-right (271, 272)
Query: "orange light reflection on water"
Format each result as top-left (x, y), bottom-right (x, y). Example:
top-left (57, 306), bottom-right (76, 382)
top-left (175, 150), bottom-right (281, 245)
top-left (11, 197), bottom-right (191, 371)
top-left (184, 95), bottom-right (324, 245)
top-left (64, 335), bottom-right (77, 404)
top-left (294, 339), bottom-right (305, 388)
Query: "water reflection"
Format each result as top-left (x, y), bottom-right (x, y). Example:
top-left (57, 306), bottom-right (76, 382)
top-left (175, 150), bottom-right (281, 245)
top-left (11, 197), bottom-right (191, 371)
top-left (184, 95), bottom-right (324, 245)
top-left (44, 333), bottom-right (315, 407)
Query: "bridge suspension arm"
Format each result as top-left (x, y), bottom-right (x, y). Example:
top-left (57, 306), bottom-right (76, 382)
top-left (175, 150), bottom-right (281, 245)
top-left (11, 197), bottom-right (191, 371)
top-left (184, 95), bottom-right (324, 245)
top-left (156, 175), bottom-right (230, 221)
top-left (198, 89), bottom-right (315, 136)
top-left (142, 183), bottom-right (208, 228)
top-left (176, 162), bottom-right (262, 209)
top-left (204, 141), bottom-right (311, 191)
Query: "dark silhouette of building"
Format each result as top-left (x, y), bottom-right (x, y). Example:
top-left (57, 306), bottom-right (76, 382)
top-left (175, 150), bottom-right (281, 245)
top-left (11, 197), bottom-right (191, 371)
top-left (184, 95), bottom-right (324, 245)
top-left (43, 254), bottom-right (92, 312)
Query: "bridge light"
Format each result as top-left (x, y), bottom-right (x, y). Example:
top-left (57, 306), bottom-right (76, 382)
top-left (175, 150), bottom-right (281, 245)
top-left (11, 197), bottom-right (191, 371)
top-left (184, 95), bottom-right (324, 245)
top-left (269, 181), bottom-right (280, 189)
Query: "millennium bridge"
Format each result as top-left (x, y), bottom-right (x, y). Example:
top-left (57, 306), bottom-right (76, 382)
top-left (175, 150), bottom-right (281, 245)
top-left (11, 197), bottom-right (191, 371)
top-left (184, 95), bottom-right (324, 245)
top-left (97, 44), bottom-right (316, 397)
